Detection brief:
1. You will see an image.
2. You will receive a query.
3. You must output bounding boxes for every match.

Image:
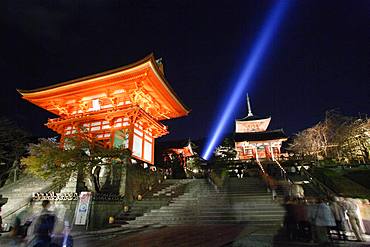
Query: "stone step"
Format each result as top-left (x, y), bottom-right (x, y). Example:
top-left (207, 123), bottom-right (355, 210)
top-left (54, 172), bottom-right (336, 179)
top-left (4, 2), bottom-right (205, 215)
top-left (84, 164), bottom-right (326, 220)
top-left (134, 200), bottom-right (170, 204)
top-left (178, 190), bottom-right (271, 194)
top-left (0, 176), bottom-right (54, 222)
top-left (130, 219), bottom-right (283, 225)
top-left (124, 178), bottom-right (285, 226)
top-left (187, 192), bottom-right (269, 195)
top-left (169, 200), bottom-right (276, 205)
top-left (171, 195), bottom-right (273, 200)
top-left (145, 211), bottom-right (285, 216)
top-left (158, 204), bottom-right (283, 210)
top-left (115, 179), bottom-right (193, 222)
top-left (149, 207), bottom-right (285, 212)
top-left (137, 214), bottom-right (284, 220)
top-left (174, 196), bottom-right (275, 200)
top-left (156, 207), bottom-right (283, 212)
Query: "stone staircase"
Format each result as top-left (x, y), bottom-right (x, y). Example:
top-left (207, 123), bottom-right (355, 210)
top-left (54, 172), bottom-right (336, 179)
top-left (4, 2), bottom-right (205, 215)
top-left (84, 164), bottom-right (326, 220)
top-left (0, 175), bottom-right (54, 224)
top-left (128, 177), bottom-right (285, 226)
top-left (115, 179), bottom-right (192, 224)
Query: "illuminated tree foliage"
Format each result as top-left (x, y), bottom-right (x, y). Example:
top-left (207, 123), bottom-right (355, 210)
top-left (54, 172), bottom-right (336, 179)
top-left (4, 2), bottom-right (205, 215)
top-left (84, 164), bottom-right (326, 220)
top-left (214, 138), bottom-right (237, 164)
top-left (184, 142), bottom-right (203, 172)
top-left (185, 154), bottom-right (205, 178)
top-left (186, 155), bottom-right (202, 171)
top-left (290, 111), bottom-right (370, 164)
top-left (21, 137), bottom-right (131, 192)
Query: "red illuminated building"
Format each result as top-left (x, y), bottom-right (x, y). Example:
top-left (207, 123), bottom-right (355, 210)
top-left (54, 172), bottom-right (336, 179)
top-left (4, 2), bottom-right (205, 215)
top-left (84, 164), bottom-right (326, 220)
top-left (18, 54), bottom-right (189, 164)
top-left (234, 95), bottom-right (287, 161)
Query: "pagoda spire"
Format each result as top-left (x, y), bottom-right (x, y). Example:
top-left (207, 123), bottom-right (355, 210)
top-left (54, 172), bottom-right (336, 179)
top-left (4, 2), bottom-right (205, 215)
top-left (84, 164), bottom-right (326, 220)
top-left (247, 93), bottom-right (253, 117)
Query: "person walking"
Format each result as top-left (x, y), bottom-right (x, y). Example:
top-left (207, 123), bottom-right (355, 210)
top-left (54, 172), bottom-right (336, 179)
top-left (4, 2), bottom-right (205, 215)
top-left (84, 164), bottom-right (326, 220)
top-left (330, 197), bottom-right (348, 240)
top-left (359, 199), bottom-right (370, 235)
top-left (28, 200), bottom-right (56, 247)
top-left (266, 176), bottom-right (277, 200)
top-left (342, 198), bottom-right (365, 242)
top-left (311, 198), bottom-right (336, 245)
top-left (291, 184), bottom-right (305, 199)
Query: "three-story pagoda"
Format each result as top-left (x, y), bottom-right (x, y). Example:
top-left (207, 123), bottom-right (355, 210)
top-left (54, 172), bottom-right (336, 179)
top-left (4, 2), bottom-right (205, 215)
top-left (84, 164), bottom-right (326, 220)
top-left (234, 95), bottom-right (287, 161)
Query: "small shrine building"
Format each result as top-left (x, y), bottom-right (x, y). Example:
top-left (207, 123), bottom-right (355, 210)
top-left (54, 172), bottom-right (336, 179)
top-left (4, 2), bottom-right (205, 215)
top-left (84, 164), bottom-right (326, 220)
top-left (18, 54), bottom-right (189, 164)
top-left (159, 139), bottom-right (196, 168)
top-left (234, 95), bottom-right (287, 161)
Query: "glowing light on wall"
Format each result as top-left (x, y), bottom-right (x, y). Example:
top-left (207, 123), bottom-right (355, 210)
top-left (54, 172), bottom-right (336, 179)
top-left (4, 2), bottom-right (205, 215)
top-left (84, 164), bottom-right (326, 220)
top-left (202, 1), bottom-right (290, 160)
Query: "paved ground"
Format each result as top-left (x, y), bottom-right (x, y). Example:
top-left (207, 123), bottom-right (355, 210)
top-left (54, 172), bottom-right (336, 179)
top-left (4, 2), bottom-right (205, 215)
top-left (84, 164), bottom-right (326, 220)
top-left (72, 224), bottom-right (370, 247)
top-left (2, 224), bottom-right (370, 246)
top-left (75, 224), bottom-right (246, 247)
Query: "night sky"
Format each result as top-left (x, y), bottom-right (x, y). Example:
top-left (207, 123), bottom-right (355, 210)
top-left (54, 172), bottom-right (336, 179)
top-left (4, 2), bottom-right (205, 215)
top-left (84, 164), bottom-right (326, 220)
top-left (1, 0), bottom-right (369, 142)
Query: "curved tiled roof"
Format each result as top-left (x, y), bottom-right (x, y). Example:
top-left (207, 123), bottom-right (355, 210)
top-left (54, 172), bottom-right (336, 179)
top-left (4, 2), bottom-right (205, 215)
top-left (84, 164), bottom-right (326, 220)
top-left (236, 114), bottom-right (271, 121)
top-left (234, 129), bottom-right (287, 142)
top-left (17, 54), bottom-right (190, 119)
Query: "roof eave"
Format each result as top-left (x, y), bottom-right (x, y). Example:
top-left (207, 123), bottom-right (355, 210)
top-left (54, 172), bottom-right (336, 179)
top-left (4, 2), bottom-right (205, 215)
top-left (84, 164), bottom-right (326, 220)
top-left (17, 54), bottom-right (155, 95)
top-left (147, 56), bottom-right (190, 115)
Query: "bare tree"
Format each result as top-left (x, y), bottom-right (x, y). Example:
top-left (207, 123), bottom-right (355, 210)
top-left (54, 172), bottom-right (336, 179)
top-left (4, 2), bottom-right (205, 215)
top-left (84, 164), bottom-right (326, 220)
top-left (289, 111), bottom-right (370, 165)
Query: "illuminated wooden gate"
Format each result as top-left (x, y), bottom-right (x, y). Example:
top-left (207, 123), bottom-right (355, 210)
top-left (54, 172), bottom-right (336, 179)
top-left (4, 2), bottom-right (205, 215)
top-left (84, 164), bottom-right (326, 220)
top-left (18, 54), bottom-right (189, 164)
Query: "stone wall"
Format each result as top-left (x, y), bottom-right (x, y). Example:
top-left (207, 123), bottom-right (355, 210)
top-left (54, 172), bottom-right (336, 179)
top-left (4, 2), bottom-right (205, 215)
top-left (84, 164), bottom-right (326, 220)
top-left (10, 199), bottom-right (125, 232)
top-left (125, 163), bottom-right (163, 201)
top-left (87, 200), bottom-right (123, 230)
top-left (7, 161), bottom-right (164, 231)
top-left (4, 200), bottom-right (78, 233)
top-left (53, 200), bottom-right (78, 232)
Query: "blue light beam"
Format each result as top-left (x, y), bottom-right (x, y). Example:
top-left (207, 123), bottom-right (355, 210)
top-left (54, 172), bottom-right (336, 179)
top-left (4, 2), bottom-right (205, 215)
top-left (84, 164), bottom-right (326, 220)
top-left (202, 1), bottom-right (290, 160)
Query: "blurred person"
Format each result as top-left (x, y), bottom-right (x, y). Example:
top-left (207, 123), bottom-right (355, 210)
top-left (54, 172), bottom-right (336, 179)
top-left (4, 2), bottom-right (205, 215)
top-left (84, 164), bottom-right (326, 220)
top-left (290, 165), bottom-right (296, 174)
top-left (310, 198), bottom-right (336, 245)
top-left (51, 221), bottom-right (73, 247)
top-left (330, 197), bottom-right (347, 240)
top-left (341, 198), bottom-right (365, 242)
top-left (0, 207), bottom-right (2, 232)
top-left (305, 198), bottom-right (317, 242)
top-left (294, 199), bottom-right (311, 241)
top-left (283, 197), bottom-right (297, 240)
top-left (359, 199), bottom-right (370, 235)
top-left (8, 203), bottom-right (34, 246)
top-left (27, 200), bottom-right (56, 247)
top-left (353, 199), bottom-right (366, 233)
top-left (266, 176), bottom-right (277, 200)
top-left (291, 184), bottom-right (304, 199)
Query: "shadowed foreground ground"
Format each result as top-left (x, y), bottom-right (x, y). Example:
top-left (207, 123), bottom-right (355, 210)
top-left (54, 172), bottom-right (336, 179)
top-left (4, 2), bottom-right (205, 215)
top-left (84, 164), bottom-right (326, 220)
top-left (72, 224), bottom-right (370, 247)
top-left (76, 225), bottom-right (247, 247)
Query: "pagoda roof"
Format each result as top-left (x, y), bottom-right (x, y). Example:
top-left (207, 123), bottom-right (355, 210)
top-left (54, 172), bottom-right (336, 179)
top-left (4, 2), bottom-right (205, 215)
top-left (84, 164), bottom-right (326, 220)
top-left (234, 129), bottom-right (287, 142)
top-left (236, 114), bottom-right (270, 122)
top-left (17, 54), bottom-right (189, 120)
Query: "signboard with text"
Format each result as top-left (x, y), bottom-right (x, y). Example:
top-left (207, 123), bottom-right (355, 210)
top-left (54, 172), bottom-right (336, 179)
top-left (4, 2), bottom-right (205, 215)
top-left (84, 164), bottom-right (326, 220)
top-left (74, 192), bottom-right (92, 225)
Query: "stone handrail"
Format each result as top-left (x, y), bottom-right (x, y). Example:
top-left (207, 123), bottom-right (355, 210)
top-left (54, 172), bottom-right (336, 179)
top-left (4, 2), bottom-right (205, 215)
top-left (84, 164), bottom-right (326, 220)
top-left (2, 181), bottom-right (63, 220)
top-left (300, 167), bottom-right (336, 197)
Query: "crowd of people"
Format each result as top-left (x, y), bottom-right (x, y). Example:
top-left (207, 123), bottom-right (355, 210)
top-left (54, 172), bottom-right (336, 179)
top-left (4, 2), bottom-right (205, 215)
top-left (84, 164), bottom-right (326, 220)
top-left (284, 197), bottom-right (370, 243)
top-left (283, 194), bottom-right (370, 245)
top-left (7, 199), bottom-right (73, 247)
top-left (261, 171), bottom-right (370, 245)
